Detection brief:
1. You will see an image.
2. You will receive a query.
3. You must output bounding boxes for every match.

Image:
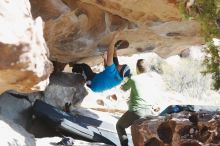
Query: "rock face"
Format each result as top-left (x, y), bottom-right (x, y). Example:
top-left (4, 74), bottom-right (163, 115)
top-left (0, 0), bottom-right (53, 93)
top-left (131, 111), bottom-right (220, 146)
top-left (79, 0), bottom-right (180, 24)
top-left (30, 0), bottom-right (204, 63)
top-left (0, 0), bottom-right (205, 93)
top-left (0, 0), bottom-right (206, 93)
top-left (0, 91), bottom-right (32, 129)
top-left (43, 72), bottom-right (88, 109)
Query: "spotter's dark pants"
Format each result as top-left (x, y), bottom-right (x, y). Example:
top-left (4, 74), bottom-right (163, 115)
top-left (116, 111), bottom-right (140, 146)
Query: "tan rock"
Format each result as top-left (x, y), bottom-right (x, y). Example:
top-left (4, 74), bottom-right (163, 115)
top-left (0, 0), bottom-right (205, 93)
top-left (44, 12), bottom-right (203, 63)
top-left (79, 0), bottom-right (181, 24)
top-left (0, 0), bottom-right (53, 93)
top-left (44, 7), bottom-right (103, 63)
top-left (30, 0), bottom-right (70, 20)
top-left (41, 0), bottom-right (203, 63)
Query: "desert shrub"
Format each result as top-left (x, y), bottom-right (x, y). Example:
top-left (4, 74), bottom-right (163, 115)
top-left (178, 0), bottom-right (220, 90)
top-left (144, 55), bottom-right (165, 74)
top-left (162, 58), bottom-right (212, 99)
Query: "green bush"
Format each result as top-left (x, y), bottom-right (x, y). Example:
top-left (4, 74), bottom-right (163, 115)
top-left (178, 0), bottom-right (220, 90)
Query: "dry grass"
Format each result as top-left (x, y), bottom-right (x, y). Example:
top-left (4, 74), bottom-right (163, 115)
top-left (162, 58), bottom-right (213, 100)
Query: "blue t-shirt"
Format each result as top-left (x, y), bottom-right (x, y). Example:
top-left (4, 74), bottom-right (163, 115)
top-left (90, 64), bottom-right (123, 92)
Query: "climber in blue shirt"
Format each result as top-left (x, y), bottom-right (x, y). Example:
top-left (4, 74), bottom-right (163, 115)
top-left (71, 33), bottom-right (131, 92)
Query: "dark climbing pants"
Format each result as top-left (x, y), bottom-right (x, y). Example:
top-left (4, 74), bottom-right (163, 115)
top-left (116, 111), bottom-right (141, 146)
top-left (72, 63), bottom-right (96, 81)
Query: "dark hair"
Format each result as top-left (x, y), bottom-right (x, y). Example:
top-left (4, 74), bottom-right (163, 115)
top-left (114, 40), bottom-right (129, 49)
top-left (216, 17), bottom-right (220, 28)
top-left (136, 59), bottom-right (148, 74)
top-left (119, 64), bottom-right (131, 78)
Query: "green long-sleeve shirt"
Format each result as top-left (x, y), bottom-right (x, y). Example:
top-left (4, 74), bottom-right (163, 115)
top-left (122, 74), bottom-right (150, 112)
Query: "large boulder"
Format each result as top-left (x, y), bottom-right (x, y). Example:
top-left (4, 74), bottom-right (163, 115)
top-left (30, 0), bottom-right (204, 64)
top-left (30, 0), bottom-right (70, 20)
top-left (131, 110), bottom-right (220, 146)
top-left (65, 0), bottom-right (181, 24)
top-left (0, 91), bottom-right (32, 129)
top-left (0, 0), bottom-right (53, 93)
top-left (43, 72), bottom-right (88, 109)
